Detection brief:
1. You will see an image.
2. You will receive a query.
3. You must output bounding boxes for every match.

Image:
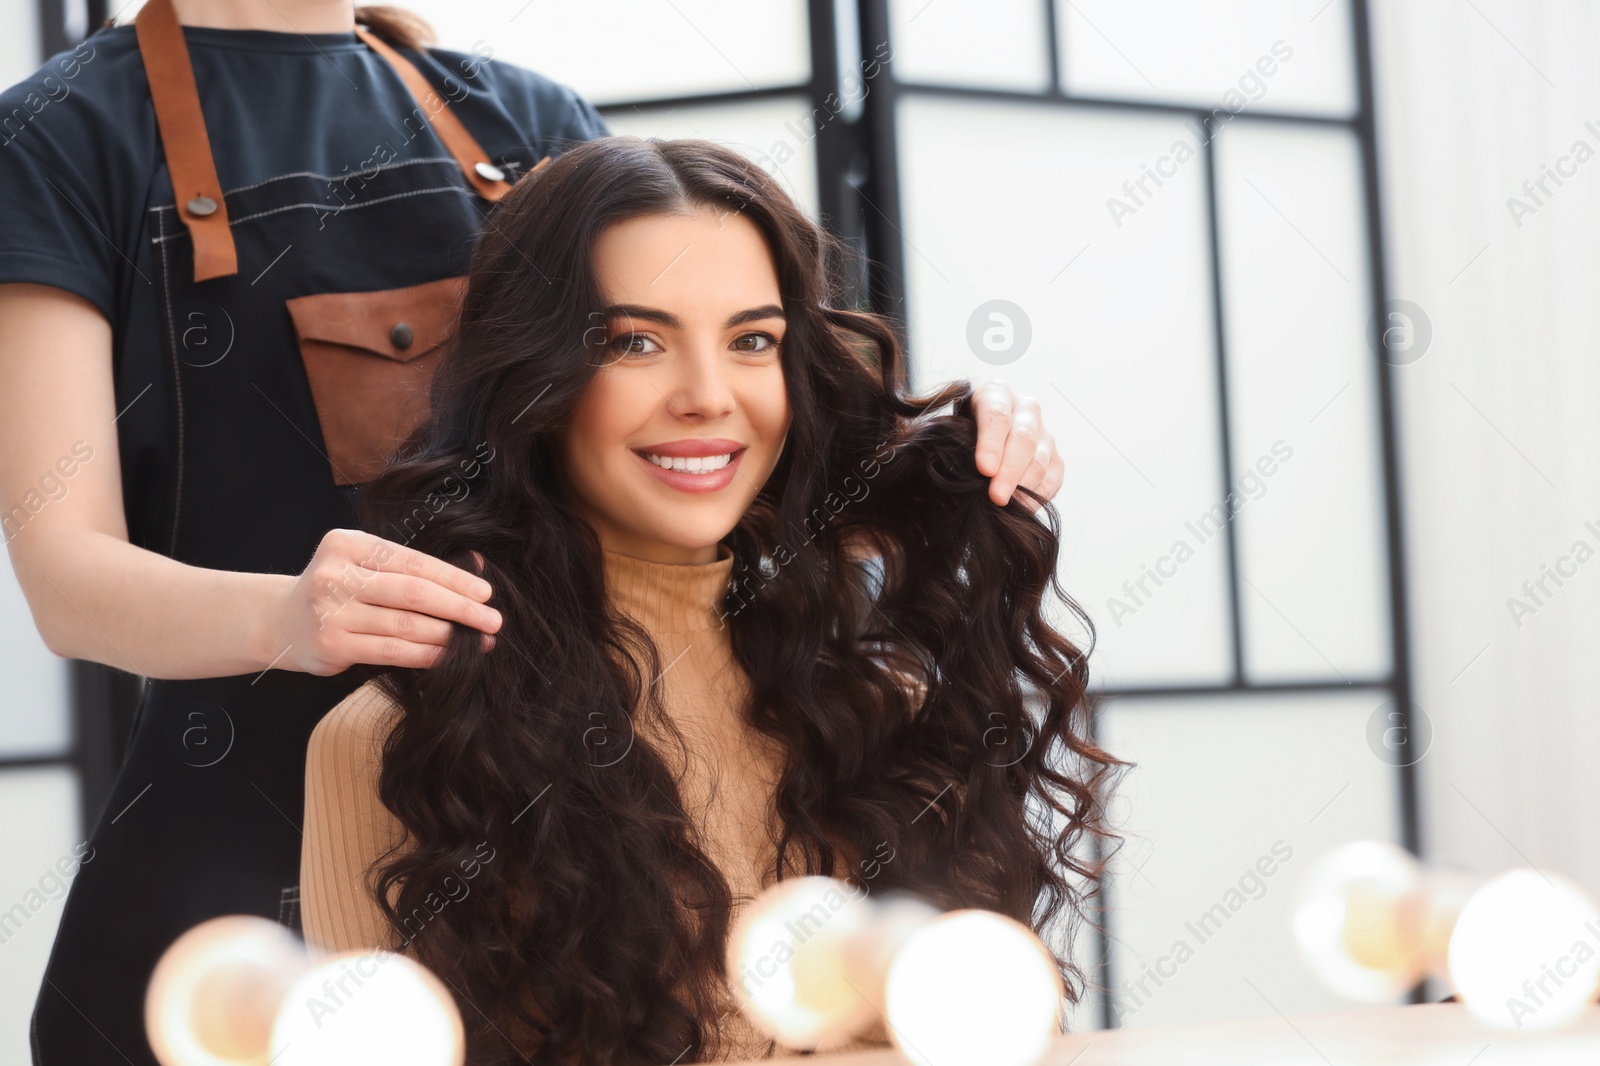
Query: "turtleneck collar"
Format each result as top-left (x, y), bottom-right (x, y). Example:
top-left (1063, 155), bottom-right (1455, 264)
top-left (601, 545), bottom-right (735, 634)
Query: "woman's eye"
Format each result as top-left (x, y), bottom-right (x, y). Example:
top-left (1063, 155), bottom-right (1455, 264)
top-left (734, 332), bottom-right (779, 353)
top-left (609, 332), bottom-right (661, 356)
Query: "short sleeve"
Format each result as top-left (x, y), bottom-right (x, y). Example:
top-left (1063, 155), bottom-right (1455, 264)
top-left (0, 114), bottom-right (121, 322)
top-left (456, 53), bottom-right (610, 158)
top-left (524, 80), bottom-right (609, 156)
top-left (301, 679), bottom-right (409, 955)
top-left (558, 85), bottom-right (610, 141)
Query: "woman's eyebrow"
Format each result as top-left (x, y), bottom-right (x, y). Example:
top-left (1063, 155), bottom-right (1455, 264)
top-left (603, 304), bottom-right (785, 329)
top-left (724, 304), bottom-right (786, 327)
top-left (604, 304), bottom-right (680, 328)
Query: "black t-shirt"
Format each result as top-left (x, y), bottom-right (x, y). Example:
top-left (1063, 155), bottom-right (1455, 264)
top-left (0, 23), bottom-right (610, 323)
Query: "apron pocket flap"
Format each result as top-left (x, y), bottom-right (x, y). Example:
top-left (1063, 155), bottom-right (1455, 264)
top-left (289, 275), bottom-right (466, 487)
top-left (286, 275), bottom-right (467, 362)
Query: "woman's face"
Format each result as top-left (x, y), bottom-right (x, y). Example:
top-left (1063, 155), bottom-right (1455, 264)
top-left (562, 208), bottom-right (792, 565)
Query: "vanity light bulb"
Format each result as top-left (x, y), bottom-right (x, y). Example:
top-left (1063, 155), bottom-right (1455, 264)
top-left (145, 915), bottom-right (310, 1066)
top-left (1447, 869), bottom-right (1600, 1032)
top-left (1291, 841), bottom-right (1430, 1002)
top-left (884, 909), bottom-right (1062, 1066)
top-left (726, 876), bottom-right (878, 1050)
top-left (269, 950), bottom-right (464, 1066)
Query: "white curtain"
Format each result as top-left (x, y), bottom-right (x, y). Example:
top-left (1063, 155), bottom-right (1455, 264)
top-left (1371, 0), bottom-right (1600, 893)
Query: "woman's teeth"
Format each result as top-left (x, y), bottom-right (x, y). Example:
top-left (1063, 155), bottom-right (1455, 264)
top-left (643, 452), bottom-right (733, 474)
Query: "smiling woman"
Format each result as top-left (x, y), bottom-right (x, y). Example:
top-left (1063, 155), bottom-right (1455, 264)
top-left (298, 136), bottom-right (1121, 1066)
top-left (560, 210), bottom-right (792, 565)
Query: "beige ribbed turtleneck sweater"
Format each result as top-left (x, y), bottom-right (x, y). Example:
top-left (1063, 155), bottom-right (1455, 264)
top-left (300, 546), bottom-right (877, 1062)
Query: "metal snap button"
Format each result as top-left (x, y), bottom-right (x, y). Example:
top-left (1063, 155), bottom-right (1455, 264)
top-left (186, 195), bottom-right (218, 217)
top-left (474, 161), bottom-right (506, 183)
top-left (390, 323), bottom-right (414, 350)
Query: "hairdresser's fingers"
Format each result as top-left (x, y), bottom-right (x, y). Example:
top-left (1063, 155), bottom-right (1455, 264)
top-left (285, 611), bottom-right (444, 675)
top-left (1011, 435), bottom-right (1062, 512)
top-left (302, 605), bottom-right (492, 672)
top-left (1013, 430), bottom-right (1061, 496)
top-left (1039, 444), bottom-right (1066, 501)
top-left (277, 530), bottom-right (495, 675)
top-left (970, 379), bottom-right (1017, 478)
top-left (319, 528), bottom-right (494, 604)
top-left (356, 570), bottom-right (503, 636)
top-left (339, 602), bottom-right (497, 655)
top-left (337, 602), bottom-right (456, 648)
top-left (988, 394), bottom-right (1045, 506)
top-left (306, 531), bottom-right (496, 621)
top-left (336, 632), bottom-right (451, 671)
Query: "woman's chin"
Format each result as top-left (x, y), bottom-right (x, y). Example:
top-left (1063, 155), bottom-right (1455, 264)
top-left (608, 523), bottom-right (737, 564)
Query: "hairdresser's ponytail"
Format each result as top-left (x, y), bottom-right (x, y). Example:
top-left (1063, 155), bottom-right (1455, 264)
top-left (354, 4), bottom-right (436, 49)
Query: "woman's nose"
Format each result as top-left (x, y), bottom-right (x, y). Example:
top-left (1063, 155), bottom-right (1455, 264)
top-left (665, 345), bottom-right (736, 420)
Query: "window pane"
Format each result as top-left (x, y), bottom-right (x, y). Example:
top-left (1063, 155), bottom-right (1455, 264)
top-left (0, 0), bottom-right (39, 89)
top-left (888, 0), bottom-right (1050, 92)
top-left (602, 96), bottom-right (820, 220)
top-left (896, 95), bottom-right (1231, 688)
top-left (0, 768), bottom-right (81, 1059)
top-left (1214, 122), bottom-right (1391, 682)
top-left (1058, 0), bottom-right (1357, 117)
top-left (410, 0), bottom-right (811, 106)
top-left (1099, 691), bottom-right (1403, 1027)
top-left (1065, 927), bottom-right (1106, 1031)
top-left (0, 552), bottom-right (69, 757)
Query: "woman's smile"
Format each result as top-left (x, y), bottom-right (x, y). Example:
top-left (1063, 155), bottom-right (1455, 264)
top-left (635, 437), bottom-right (748, 493)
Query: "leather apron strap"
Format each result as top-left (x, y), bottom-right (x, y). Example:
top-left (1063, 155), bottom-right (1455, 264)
top-left (353, 27), bottom-right (513, 204)
top-left (134, 0), bottom-right (513, 283)
top-left (135, 0), bottom-right (235, 281)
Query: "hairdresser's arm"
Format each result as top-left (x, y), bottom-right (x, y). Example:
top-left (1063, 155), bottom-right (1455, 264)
top-left (0, 284), bottom-right (500, 681)
top-left (970, 379), bottom-right (1064, 508)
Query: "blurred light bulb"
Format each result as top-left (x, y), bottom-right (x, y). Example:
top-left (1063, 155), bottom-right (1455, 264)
top-left (1291, 841), bottom-right (1429, 1001)
top-left (727, 876), bottom-right (877, 1049)
top-left (145, 915), bottom-right (310, 1066)
top-left (1448, 869), bottom-right (1600, 1032)
top-left (1417, 868), bottom-right (1481, 977)
top-left (269, 950), bottom-right (463, 1066)
top-left (840, 893), bottom-right (941, 1019)
top-left (885, 910), bottom-right (1061, 1066)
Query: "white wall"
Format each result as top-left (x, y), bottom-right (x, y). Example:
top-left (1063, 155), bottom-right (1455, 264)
top-left (1370, 1), bottom-right (1600, 893)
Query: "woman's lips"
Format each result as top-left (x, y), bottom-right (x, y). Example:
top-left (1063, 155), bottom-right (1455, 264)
top-left (633, 447), bottom-right (747, 493)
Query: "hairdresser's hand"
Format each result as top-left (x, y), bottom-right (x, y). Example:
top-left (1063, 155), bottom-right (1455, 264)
top-left (971, 380), bottom-right (1063, 509)
top-left (264, 529), bottom-right (502, 675)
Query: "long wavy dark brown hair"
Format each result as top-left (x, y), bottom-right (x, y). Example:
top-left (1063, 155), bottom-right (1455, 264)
top-left (356, 136), bottom-right (1123, 1065)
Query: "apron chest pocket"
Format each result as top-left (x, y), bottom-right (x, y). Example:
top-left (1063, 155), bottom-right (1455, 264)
top-left (286, 275), bottom-right (467, 486)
